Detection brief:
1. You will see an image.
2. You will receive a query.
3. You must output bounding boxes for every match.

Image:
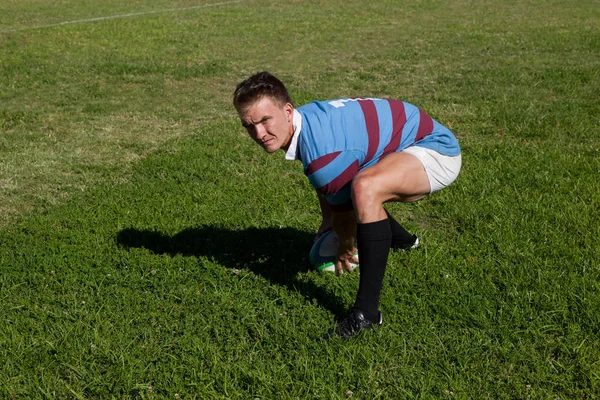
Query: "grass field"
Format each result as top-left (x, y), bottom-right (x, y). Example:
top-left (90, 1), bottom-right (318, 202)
top-left (1, 0), bottom-right (599, 398)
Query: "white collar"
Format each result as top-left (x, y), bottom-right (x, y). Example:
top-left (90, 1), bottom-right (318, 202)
top-left (285, 109), bottom-right (302, 161)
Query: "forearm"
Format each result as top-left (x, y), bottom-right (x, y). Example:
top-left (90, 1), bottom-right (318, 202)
top-left (318, 194), bottom-right (332, 221)
top-left (331, 210), bottom-right (357, 250)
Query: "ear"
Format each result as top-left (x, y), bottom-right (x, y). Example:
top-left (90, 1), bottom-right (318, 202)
top-left (283, 102), bottom-right (294, 121)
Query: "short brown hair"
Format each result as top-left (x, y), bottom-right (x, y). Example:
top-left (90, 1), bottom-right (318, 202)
top-left (233, 71), bottom-right (293, 113)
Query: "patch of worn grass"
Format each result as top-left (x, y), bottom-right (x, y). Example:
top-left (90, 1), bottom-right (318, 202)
top-left (2, 0), bottom-right (598, 225)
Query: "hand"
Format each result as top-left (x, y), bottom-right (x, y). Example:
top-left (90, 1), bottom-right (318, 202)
top-left (335, 240), bottom-right (359, 275)
top-left (330, 210), bottom-right (358, 275)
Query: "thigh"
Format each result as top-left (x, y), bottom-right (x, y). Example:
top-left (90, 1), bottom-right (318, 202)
top-left (402, 146), bottom-right (462, 193)
top-left (354, 151), bottom-right (431, 204)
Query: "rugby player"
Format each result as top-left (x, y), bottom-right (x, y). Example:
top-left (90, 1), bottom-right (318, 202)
top-left (233, 72), bottom-right (461, 339)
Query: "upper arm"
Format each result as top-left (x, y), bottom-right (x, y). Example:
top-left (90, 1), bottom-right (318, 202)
top-left (305, 150), bottom-right (363, 211)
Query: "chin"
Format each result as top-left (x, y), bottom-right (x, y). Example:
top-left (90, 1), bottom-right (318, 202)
top-left (263, 144), bottom-right (281, 153)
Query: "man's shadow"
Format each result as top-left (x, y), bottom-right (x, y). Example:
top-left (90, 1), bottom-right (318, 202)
top-left (116, 226), bottom-right (348, 319)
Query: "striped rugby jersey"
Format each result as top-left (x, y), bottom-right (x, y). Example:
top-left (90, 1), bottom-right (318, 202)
top-left (295, 98), bottom-right (460, 211)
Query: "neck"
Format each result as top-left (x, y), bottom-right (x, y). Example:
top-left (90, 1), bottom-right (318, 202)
top-left (280, 114), bottom-right (295, 151)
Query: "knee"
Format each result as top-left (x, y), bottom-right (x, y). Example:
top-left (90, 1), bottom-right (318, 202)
top-left (351, 173), bottom-right (380, 210)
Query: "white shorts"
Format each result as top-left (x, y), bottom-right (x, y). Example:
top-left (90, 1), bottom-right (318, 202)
top-left (401, 146), bottom-right (462, 193)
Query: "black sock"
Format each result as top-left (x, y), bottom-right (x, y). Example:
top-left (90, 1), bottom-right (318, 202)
top-left (385, 210), bottom-right (415, 250)
top-left (353, 218), bottom-right (392, 322)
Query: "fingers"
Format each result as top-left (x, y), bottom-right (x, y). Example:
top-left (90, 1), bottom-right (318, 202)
top-left (335, 259), bottom-right (349, 275)
top-left (344, 260), bottom-right (354, 273)
top-left (335, 261), bottom-right (343, 276)
top-left (335, 258), bottom-right (357, 275)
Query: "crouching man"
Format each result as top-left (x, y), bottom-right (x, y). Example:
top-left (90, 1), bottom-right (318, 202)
top-left (233, 72), bottom-right (461, 339)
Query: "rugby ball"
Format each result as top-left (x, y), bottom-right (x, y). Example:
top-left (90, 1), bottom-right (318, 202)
top-left (309, 230), bottom-right (359, 272)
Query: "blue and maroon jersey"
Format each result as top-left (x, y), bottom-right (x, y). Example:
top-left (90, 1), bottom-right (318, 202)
top-left (296, 98), bottom-right (460, 211)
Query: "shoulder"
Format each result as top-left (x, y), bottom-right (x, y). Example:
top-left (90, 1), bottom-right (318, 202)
top-left (297, 99), bottom-right (340, 115)
top-left (298, 98), bottom-right (370, 113)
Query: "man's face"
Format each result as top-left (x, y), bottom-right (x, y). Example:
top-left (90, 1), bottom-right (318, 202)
top-left (239, 97), bottom-right (294, 153)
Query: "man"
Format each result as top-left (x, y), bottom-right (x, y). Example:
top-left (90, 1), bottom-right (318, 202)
top-left (233, 72), bottom-right (461, 339)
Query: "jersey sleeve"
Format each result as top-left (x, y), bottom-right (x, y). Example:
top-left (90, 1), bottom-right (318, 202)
top-left (304, 150), bottom-right (364, 212)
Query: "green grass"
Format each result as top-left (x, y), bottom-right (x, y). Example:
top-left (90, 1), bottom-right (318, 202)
top-left (1, 0), bottom-right (599, 398)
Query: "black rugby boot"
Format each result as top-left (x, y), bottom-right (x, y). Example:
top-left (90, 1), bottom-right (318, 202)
top-left (322, 308), bottom-right (383, 340)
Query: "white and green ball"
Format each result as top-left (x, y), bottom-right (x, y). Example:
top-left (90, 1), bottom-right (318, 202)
top-left (309, 230), bottom-right (359, 272)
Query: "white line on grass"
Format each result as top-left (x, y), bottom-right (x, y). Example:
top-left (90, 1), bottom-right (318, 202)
top-left (0, 0), bottom-right (244, 34)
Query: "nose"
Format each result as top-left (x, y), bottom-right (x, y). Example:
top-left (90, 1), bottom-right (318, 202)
top-left (254, 124), bottom-right (267, 140)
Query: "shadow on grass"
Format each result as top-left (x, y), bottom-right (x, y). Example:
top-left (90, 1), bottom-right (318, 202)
top-left (116, 225), bottom-right (348, 319)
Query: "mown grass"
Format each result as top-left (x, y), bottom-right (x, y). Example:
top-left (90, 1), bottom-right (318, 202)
top-left (1, 0), bottom-right (599, 398)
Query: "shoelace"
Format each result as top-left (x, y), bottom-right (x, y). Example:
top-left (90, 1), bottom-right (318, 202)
top-left (336, 312), bottom-right (369, 338)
